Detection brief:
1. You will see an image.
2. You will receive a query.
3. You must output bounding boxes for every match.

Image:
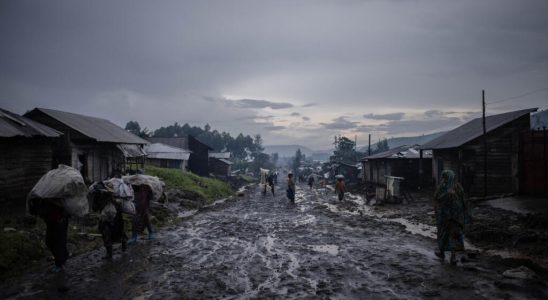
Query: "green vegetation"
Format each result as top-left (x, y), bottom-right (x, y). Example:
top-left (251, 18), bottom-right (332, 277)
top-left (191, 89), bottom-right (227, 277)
top-left (145, 165), bottom-right (234, 202)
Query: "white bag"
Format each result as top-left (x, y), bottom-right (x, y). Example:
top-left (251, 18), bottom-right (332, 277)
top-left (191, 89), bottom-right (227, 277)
top-left (27, 164), bottom-right (89, 217)
top-left (122, 174), bottom-right (164, 201)
top-left (121, 200), bottom-right (136, 215)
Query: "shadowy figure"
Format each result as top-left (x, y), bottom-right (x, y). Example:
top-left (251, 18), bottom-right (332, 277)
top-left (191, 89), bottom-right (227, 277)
top-left (335, 177), bottom-right (346, 201)
top-left (129, 184), bottom-right (154, 243)
top-left (434, 170), bottom-right (470, 265)
top-left (287, 173), bottom-right (296, 203)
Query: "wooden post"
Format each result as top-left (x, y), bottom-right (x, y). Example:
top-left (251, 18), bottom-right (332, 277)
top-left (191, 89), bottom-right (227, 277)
top-left (368, 134), bottom-right (371, 156)
top-left (419, 149), bottom-right (423, 189)
top-left (483, 90), bottom-right (487, 199)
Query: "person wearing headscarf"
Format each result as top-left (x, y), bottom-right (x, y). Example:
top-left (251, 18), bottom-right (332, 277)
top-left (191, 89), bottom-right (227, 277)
top-left (434, 170), bottom-right (470, 264)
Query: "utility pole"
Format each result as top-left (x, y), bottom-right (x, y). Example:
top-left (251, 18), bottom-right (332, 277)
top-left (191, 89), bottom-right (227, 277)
top-left (483, 90), bottom-right (487, 199)
top-left (368, 134), bottom-right (371, 156)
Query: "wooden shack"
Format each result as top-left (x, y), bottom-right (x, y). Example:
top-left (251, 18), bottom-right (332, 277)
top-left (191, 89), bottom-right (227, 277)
top-left (209, 152), bottom-right (233, 177)
top-left (420, 108), bottom-right (536, 197)
top-left (147, 136), bottom-right (213, 176)
top-left (25, 108), bottom-right (148, 183)
top-left (145, 143), bottom-right (190, 171)
top-left (361, 145), bottom-right (432, 188)
top-left (0, 108), bottom-right (62, 206)
top-left (332, 162), bottom-right (359, 182)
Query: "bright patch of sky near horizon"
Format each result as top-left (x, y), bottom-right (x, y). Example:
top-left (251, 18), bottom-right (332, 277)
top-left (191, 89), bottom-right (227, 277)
top-left (1, 0), bottom-right (547, 149)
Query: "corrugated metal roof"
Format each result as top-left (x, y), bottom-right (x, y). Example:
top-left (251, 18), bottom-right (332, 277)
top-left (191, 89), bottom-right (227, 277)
top-left (117, 144), bottom-right (147, 158)
top-left (218, 158), bottom-right (233, 165)
top-left (146, 137), bottom-right (189, 150)
top-left (0, 108), bottom-right (62, 138)
top-left (27, 108), bottom-right (148, 144)
top-left (145, 143), bottom-right (191, 160)
top-left (361, 145), bottom-right (432, 161)
top-left (209, 152), bottom-right (231, 159)
top-left (420, 108), bottom-right (537, 150)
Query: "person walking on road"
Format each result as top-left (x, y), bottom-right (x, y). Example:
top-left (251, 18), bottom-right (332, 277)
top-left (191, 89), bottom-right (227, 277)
top-left (434, 170), bottom-right (470, 265)
top-left (335, 176), bottom-right (346, 201)
top-left (129, 184), bottom-right (154, 243)
top-left (287, 173), bottom-right (296, 203)
top-left (40, 201), bottom-right (69, 272)
top-left (307, 175), bottom-right (315, 190)
top-left (267, 173), bottom-right (275, 196)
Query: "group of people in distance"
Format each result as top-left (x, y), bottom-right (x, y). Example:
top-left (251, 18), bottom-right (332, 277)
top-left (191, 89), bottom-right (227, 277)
top-left (285, 172), bottom-right (346, 203)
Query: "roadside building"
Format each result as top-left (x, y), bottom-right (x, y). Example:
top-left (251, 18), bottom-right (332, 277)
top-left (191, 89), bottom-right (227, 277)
top-left (0, 108), bottom-right (62, 205)
top-left (147, 136), bottom-right (213, 176)
top-left (361, 145), bottom-right (432, 188)
top-left (332, 162), bottom-right (359, 182)
top-left (420, 108), bottom-right (537, 197)
top-left (145, 143), bottom-right (191, 171)
top-left (24, 108), bottom-right (148, 183)
top-left (208, 152), bottom-right (233, 177)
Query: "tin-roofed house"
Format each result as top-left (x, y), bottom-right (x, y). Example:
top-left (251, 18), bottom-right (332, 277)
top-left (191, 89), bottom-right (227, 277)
top-left (146, 136), bottom-right (213, 176)
top-left (420, 108), bottom-right (537, 197)
top-left (209, 152), bottom-right (233, 178)
top-left (0, 108), bottom-right (62, 205)
top-left (145, 143), bottom-right (191, 171)
top-left (24, 108), bottom-right (148, 183)
top-left (361, 145), bottom-right (432, 188)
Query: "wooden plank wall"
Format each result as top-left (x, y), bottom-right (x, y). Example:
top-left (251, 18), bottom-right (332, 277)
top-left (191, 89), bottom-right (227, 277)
top-left (0, 139), bottom-right (53, 206)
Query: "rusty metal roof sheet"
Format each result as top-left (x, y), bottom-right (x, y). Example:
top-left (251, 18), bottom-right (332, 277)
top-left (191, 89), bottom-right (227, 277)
top-left (27, 108), bottom-right (148, 144)
top-left (420, 108), bottom-right (537, 150)
top-left (0, 108), bottom-right (62, 138)
top-left (145, 143), bottom-right (191, 160)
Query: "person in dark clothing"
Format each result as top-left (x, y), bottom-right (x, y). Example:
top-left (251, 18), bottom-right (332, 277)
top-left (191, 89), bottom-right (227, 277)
top-left (287, 173), bottom-right (296, 203)
top-left (267, 173), bottom-right (275, 196)
top-left (307, 175), bottom-right (315, 190)
top-left (129, 184), bottom-right (154, 242)
top-left (90, 185), bottom-right (127, 259)
top-left (40, 201), bottom-right (69, 271)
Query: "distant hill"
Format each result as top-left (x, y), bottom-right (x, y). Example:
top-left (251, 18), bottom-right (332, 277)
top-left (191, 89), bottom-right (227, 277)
top-left (531, 109), bottom-right (548, 129)
top-left (263, 145), bottom-right (314, 158)
top-left (358, 131), bottom-right (446, 152)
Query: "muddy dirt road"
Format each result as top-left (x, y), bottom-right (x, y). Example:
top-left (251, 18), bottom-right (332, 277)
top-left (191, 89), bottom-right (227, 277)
top-left (3, 184), bottom-right (547, 299)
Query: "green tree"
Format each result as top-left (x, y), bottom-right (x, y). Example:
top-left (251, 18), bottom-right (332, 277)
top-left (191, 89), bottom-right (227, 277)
top-left (125, 121), bottom-right (150, 138)
top-left (330, 135), bottom-right (356, 164)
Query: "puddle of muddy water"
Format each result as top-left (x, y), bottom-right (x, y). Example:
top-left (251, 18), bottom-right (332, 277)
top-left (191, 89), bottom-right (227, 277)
top-left (309, 244), bottom-right (339, 256)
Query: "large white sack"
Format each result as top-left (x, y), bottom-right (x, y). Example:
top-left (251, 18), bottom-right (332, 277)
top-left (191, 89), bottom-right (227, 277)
top-left (103, 178), bottom-right (134, 200)
top-left (27, 164), bottom-right (89, 217)
top-left (122, 174), bottom-right (164, 201)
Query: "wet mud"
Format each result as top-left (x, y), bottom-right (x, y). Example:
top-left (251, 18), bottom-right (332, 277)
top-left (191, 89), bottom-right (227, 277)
top-left (2, 184), bottom-right (547, 299)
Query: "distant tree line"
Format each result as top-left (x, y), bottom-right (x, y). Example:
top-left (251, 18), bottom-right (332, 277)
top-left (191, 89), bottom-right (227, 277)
top-left (125, 121), bottom-right (277, 174)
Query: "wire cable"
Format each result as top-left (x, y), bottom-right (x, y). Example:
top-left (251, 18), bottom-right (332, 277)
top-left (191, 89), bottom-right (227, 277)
top-left (486, 86), bottom-right (548, 105)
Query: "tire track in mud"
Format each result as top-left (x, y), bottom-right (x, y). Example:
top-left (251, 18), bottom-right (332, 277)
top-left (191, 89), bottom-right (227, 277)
top-left (2, 184), bottom-right (547, 299)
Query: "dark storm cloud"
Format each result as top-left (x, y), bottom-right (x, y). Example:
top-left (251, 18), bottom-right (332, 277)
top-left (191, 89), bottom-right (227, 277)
top-left (0, 0), bottom-right (547, 149)
top-left (302, 116), bottom-right (310, 121)
top-left (290, 112), bottom-right (300, 116)
top-left (264, 125), bottom-right (286, 131)
top-left (320, 116), bottom-right (358, 130)
top-left (363, 113), bottom-right (405, 121)
top-left (232, 99), bottom-right (293, 110)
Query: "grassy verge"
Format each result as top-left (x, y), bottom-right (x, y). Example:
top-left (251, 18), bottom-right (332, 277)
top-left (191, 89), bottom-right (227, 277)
top-left (144, 165), bottom-right (234, 202)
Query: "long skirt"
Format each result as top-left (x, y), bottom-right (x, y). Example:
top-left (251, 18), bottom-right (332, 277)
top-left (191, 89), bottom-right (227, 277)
top-left (436, 219), bottom-right (464, 252)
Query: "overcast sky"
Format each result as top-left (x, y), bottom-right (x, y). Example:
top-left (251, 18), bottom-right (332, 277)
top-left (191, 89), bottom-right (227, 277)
top-left (1, 0), bottom-right (547, 149)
